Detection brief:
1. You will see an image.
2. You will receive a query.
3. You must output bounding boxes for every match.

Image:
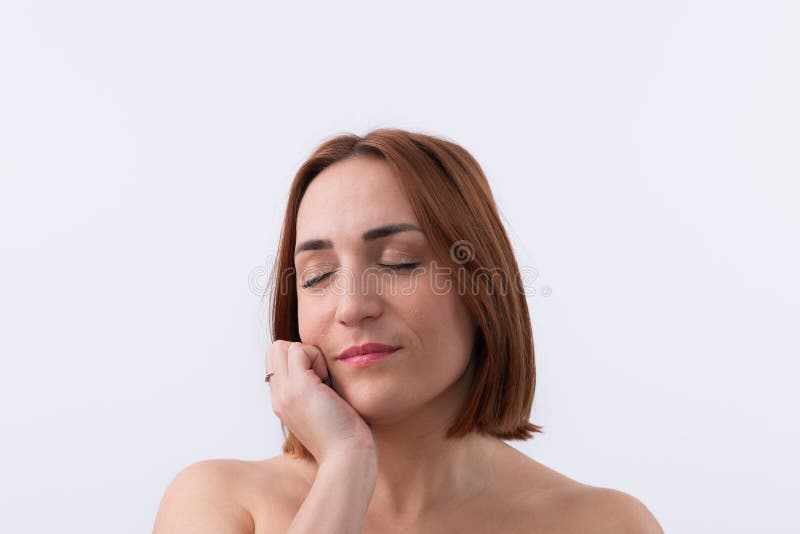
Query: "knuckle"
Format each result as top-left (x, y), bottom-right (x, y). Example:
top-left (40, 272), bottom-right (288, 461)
top-left (284, 386), bottom-right (298, 404)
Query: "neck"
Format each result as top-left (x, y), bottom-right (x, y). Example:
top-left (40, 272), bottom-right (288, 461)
top-left (369, 424), bottom-right (498, 520)
top-left (364, 355), bottom-right (499, 520)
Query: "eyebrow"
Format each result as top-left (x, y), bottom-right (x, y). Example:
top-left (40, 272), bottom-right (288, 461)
top-left (294, 223), bottom-right (423, 256)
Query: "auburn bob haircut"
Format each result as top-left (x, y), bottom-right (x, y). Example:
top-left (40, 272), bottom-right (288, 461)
top-left (267, 128), bottom-right (543, 462)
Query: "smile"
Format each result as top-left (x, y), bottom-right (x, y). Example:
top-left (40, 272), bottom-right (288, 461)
top-left (337, 347), bottom-right (400, 367)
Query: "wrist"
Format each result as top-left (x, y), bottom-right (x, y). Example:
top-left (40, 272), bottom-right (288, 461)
top-left (318, 433), bottom-right (377, 465)
top-left (319, 444), bottom-right (377, 474)
top-left (288, 444), bottom-right (376, 533)
top-left (315, 449), bottom-right (377, 516)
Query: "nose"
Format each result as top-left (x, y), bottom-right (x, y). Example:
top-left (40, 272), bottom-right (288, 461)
top-left (333, 266), bottom-right (383, 326)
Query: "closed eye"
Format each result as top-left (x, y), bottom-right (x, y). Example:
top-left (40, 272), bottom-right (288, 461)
top-left (301, 262), bottom-right (421, 289)
top-left (378, 262), bottom-right (420, 271)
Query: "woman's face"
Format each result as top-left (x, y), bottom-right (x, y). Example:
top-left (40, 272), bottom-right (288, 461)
top-left (294, 155), bottom-right (476, 425)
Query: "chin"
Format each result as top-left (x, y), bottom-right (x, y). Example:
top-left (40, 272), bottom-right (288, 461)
top-left (337, 379), bottom-right (415, 425)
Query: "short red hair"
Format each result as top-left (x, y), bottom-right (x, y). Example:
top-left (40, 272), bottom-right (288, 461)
top-left (267, 128), bottom-right (543, 462)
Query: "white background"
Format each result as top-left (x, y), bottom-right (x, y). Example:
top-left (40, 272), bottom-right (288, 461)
top-left (1, 1), bottom-right (798, 532)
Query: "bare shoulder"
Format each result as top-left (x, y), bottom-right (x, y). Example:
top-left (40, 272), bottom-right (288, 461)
top-left (153, 458), bottom-right (257, 533)
top-left (153, 455), bottom-right (313, 533)
top-left (550, 485), bottom-right (664, 534)
top-left (240, 454), bottom-right (318, 532)
top-left (490, 444), bottom-right (662, 533)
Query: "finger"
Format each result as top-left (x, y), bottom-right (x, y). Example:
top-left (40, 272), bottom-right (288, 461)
top-left (267, 340), bottom-right (290, 384)
top-left (286, 342), bottom-right (308, 380)
top-left (288, 342), bottom-right (329, 383)
top-left (306, 345), bottom-right (330, 383)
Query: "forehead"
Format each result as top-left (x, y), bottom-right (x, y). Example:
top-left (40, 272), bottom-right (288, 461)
top-left (296, 156), bottom-right (419, 241)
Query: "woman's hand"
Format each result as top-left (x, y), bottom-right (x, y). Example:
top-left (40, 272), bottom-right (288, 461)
top-left (266, 340), bottom-right (376, 465)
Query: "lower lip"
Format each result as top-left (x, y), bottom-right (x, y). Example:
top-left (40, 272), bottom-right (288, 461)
top-left (339, 349), bottom-right (399, 367)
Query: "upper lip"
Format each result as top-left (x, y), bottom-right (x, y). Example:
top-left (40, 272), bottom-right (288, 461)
top-left (336, 342), bottom-right (401, 360)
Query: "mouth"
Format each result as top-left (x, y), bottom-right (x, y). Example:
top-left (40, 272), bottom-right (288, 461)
top-left (336, 342), bottom-right (402, 367)
top-left (338, 349), bottom-right (400, 367)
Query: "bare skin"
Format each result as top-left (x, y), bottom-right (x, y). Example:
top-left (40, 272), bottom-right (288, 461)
top-left (164, 443), bottom-right (663, 534)
top-left (244, 443), bottom-right (579, 534)
top-left (153, 155), bottom-right (663, 533)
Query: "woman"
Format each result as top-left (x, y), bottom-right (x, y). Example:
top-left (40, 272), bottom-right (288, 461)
top-left (153, 129), bottom-right (663, 533)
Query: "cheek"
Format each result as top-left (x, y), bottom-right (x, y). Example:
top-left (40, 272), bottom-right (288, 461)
top-left (297, 298), bottom-right (325, 341)
top-left (425, 294), bottom-right (474, 358)
top-left (403, 273), bottom-right (439, 321)
top-left (405, 294), bottom-right (458, 346)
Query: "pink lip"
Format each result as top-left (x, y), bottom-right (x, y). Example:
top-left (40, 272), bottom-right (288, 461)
top-left (337, 342), bottom-right (401, 367)
top-left (338, 351), bottom-right (398, 367)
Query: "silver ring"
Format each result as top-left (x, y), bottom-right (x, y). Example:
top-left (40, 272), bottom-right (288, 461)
top-left (264, 370), bottom-right (275, 383)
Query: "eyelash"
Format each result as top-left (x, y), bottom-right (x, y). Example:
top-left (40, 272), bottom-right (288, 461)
top-left (301, 262), bottom-right (421, 289)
